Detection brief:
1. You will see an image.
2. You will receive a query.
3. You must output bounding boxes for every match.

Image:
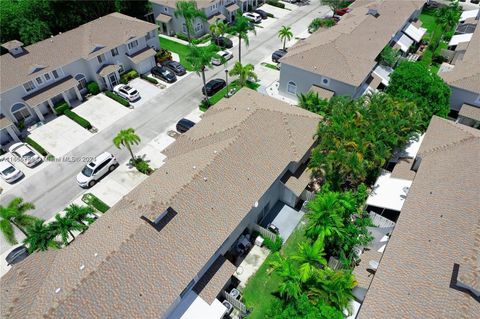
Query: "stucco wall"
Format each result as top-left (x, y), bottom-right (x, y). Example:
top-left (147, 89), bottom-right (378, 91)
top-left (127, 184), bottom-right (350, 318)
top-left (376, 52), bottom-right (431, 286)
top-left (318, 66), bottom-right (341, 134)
top-left (449, 86), bottom-right (480, 111)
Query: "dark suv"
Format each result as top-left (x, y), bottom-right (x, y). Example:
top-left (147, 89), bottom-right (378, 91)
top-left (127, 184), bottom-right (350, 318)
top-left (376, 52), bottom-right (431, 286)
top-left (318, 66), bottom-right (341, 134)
top-left (176, 118), bottom-right (195, 133)
top-left (272, 49), bottom-right (287, 63)
top-left (151, 66), bottom-right (177, 83)
top-left (162, 60), bottom-right (187, 76)
top-left (212, 36), bottom-right (233, 49)
top-left (202, 78), bottom-right (226, 96)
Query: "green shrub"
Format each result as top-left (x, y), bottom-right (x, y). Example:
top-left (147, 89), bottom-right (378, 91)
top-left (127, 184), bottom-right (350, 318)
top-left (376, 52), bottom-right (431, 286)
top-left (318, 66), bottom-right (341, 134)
top-left (263, 235), bottom-right (283, 252)
top-left (64, 110), bottom-right (92, 130)
top-left (199, 98), bottom-right (212, 112)
top-left (155, 49), bottom-right (172, 64)
top-left (176, 32), bottom-right (189, 42)
top-left (105, 91), bottom-right (130, 107)
top-left (140, 74), bottom-right (158, 85)
top-left (191, 33), bottom-right (211, 45)
top-left (266, 12), bottom-right (274, 18)
top-left (25, 137), bottom-right (48, 156)
top-left (266, 0), bottom-right (285, 9)
top-left (16, 120), bottom-right (25, 130)
top-left (87, 81), bottom-right (100, 95)
top-left (54, 100), bottom-right (70, 115)
top-left (82, 193), bottom-right (110, 213)
top-left (132, 158), bottom-right (153, 175)
top-left (120, 70), bottom-right (139, 84)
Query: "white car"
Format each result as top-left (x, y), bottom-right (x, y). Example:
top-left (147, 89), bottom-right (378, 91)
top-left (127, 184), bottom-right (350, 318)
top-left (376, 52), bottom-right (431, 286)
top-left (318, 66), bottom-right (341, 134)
top-left (113, 84), bottom-right (140, 102)
top-left (243, 12), bottom-right (262, 23)
top-left (0, 160), bottom-right (23, 183)
top-left (76, 152), bottom-right (118, 188)
top-left (212, 50), bottom-right (233, 66)
top-left (9, 143), bottom-right (42, 168)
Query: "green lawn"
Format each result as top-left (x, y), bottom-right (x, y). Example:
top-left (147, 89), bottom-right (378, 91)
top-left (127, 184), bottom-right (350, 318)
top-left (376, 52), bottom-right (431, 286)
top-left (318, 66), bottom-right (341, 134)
top-left (200, 80), bottom-right (260, 111)
top-left (419, 9), bottom-right (438, 34)
top-left (261, 62), bottom-right (279, 71)
top-left (242, 221), bottom-right (308, 319)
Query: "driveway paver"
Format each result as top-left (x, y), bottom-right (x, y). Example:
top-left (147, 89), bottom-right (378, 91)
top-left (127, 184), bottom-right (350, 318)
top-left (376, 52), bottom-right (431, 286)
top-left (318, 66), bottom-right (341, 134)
top-left (74, 94), bottom-right (132, 131)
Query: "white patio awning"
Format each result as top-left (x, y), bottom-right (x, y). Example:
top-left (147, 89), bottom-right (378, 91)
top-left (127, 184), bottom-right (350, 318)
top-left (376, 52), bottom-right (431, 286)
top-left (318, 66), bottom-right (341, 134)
top-left (460, 9), bottom-right (479, 22)
top-left (372, 64), bottom-right (394, 86)
top-left (403, 23), bottom-right (427, 42)
top-left (449, 33), bottom-right (473, 46)
top-left (175, 291), bottom-right (227, 319)
top-left (395, 33), bottom-right (414, 52)
top-left (366, 171), bottom-right (412, 211)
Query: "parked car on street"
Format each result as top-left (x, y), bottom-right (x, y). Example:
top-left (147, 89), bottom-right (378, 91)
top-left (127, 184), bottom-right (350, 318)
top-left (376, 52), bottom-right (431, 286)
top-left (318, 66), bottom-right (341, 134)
top-left (8, 143), bottom-right (42, 168)
top-left (0, 160), bottom-right (23, 183)
top-left (202, 78), bottom-right (226, 96)
top-left (272, 49), bottom-right (287, 63)
top-left (76, 152), bottom-right (118, 188)
top-left (5, 245), bottom-right (29, 266)
top-left (212, 50), bottom-right (233, 66)
top-left (161, 60), bottom-right (187, 76)
top-left (254, 9), bottom-right (268, 19)
top-left (176, 118), bottom-right (196, 133)
top-left (212, 36), bottom-right (233, 49)
top-left (113, 84), bottom-right (140, 102)
top-left (243, 12), bottom-right (262, 23)
top-left (151, 66), bottom-right (177, 83)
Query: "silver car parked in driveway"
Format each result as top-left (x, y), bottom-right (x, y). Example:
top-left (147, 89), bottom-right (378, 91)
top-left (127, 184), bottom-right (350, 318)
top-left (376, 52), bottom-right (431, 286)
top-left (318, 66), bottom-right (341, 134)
top-left (9, 142), bottom-right (42, 167)
top-left (0, 160), bottom-right (23, 183)
top-left (76, 152), bottom-right (118, 188)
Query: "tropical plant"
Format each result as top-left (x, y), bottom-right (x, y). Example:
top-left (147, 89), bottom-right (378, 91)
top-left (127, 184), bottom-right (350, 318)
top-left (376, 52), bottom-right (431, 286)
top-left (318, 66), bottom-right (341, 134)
top-left (209, 19), bottom-right (228, 37)
top-left (23, 220), bottom-right (59, 253)
top-left (292, 237), bottom-right (327, 282)
top-left (264, 235), bottom-right (283, 252)
top-left (64, 204), bottom-right (96, 226)
top-left (113, 128), bottom-right (141, 162)
top-left (305, 192), bottom-right (345, 240)
top-left (379, 46), bottom-right (400, 67)
top-left (270, 253), bottom-right (302, 301)
top-left (229, 62), bottom-right (258, 87)
top-left (0, 197), bottom-right (38, 244)
top-left (298, 91), bottom-right (329, 114)
top-left (278, 25), bottom-right (293, 50)
top-left (435, 0), bottom-right (461, 32)
top-left (266, 293), bottom-right (344, 319)
top-left (231, 12), bottom-right (256, 63)
top-left (174, 1), bottom-right (207, 42)
top-left (50, 213), bottom-right (88, 246)
top-left (185, 44), bottom-right (219, 98)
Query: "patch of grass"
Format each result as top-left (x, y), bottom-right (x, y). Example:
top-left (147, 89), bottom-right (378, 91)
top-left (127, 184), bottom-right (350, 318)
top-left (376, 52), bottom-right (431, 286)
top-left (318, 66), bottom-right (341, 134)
top-left (206, 80), bottom-right (260, 107)
top-left (82, 193), bottom-right (110, 213)
top-left (159, 37), bottom-right (194, 70)
top-left (419, 9), bottom-right (438, 34)
top-left (242, 222), bottom-right (307, 319)
top-left (261, 62), bottom-right (279, 71)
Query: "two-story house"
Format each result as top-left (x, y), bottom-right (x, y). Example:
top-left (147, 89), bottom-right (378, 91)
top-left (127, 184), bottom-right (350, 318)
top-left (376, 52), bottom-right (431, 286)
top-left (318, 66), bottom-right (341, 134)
top-left (0, 13), bottom-right (159, 146)
top-left (152, 0), bottom-right (262, 38)
top-left (278, 0), bottom-right (425, 100)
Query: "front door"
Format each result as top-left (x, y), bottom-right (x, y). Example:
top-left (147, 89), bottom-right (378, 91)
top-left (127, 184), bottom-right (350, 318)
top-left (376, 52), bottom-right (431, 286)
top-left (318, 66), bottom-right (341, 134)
top-left (108, 72), bottom-right (118, 89)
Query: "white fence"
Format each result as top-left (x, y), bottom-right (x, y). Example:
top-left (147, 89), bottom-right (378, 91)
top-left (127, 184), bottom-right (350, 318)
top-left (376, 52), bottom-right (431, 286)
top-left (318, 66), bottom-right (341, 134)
top-left (251, 223), bottom-right (277, 242)
top-left (369, 212), bottom-right (396, 228)
top-left (223, 291), bottom-right (248, 314)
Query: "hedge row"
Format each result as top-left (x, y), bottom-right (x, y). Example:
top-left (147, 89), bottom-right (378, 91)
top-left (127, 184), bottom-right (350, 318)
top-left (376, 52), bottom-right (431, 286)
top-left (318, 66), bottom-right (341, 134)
top-left (82, 193), bottom-right (110, 213)
top-left (87, 81), bottom-right (100, 95)
top-left (54, 100), bottom-right (70, 115)
top-left (25, 137), bottom-right (48, 156)
top-left (105, 91), bottom-right (130, 107)
top-left (120, 70), bottom-right (139, 84)
top-left (266, 0), bottom-right (285, 9)
top-left (64, 110), bottom-right (92, 130)
top-left (140, 74), bottom-right (158, 85)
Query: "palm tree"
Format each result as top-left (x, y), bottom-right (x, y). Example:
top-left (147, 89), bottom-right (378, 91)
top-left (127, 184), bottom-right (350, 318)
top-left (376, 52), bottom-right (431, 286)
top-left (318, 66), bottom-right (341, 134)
top-left (50, 213), bottom-right (88, 246)
top-left (278, 26), bottom-right (293, 50)
top-left (231, 12), bottom-right (256, 64)
top-left (174, 1), bottom-right (207, 42)
top-left (305, 191), bottom-right (345, 240)
top-left (270, 253), bottom-right (302, 301)
top-left (209, 19), bottom-right (227, 38)
top-left (0, 197), bottom-right (38, 244)
top-left (292, 237), bottom-right (327, 282)
top-left (64, 204), bottom-right (96, 225)
top-left (298, 91), bottom-right (329, 114)
top-left (23, 220), bottom-right (59, 253)
top-left (185, 44), bottom-right (220, 99)
top-left (436, 1), bottom-right (460, 32)
top-left (228, 62), bottom-right (258, 87)
top-left (113, 128), bottom-right (141, 162)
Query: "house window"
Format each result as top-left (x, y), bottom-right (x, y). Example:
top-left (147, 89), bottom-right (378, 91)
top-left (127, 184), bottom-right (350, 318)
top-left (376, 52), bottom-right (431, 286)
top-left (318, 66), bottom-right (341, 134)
top-left (118, 64), bottom-right (124, 74)
top-left (75, 74), bottom-right (87, 91)
top-left (111, 48), bottom-right (119, 57)
top-left (127, 40), bottom-right (138, 50)
top-left (44, 73), bottom-right (51, 81)
top-left (287, 81), bottom-right (297, 94)
top-left (11, 103), bottom-right (31, 122)
top-left (52, 69), bottom-right (59, 79)
top-left (23, 81), bottom-right (35, 92)
top-left (97, 53), bottom-right (106, 64)
top-left (36, 77), bottom-right (43, 85)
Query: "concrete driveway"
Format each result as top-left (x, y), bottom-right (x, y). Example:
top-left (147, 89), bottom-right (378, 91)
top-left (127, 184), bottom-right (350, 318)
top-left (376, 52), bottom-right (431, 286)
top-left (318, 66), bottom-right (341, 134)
top-left (0, 153), bottom-right (47, 193)
top-left (28, 116), bottom-right (93, 157)
top-left (74, 94), bottom-right (132, 131)
top-left (129, 78), bottom-right (163, 108)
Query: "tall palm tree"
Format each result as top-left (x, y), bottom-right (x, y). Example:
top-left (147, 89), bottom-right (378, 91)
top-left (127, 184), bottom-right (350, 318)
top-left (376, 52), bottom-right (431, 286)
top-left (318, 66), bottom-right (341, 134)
top-left (23, 220), bottom-right (59, 253)
top-left (278, 25), bottom-right (293, 50)
top-left (50, 213), bottom-right (88, 246)
top-left (292, 237), bottom-right (327, 282)
top-left (65, 204), bottom-right (96, 226)
top-left (231, 12), bottom-right (256, 64)
top-left (228, 62), bottom-right (258, 87)
top-left (174, 1), bottom-right (207, 42)
top-left (270, 253), bottom-right (302, 301)
top-left (113, 128), bottom-right (141, 162)
top-left (209, 19), bottom-right (227, 38)
top-left (185, 44), bottom-right (219, 99)
top-left (305, 192), bottom-right (345, 240)
top-left (0, 197), bottom-right (38, 244)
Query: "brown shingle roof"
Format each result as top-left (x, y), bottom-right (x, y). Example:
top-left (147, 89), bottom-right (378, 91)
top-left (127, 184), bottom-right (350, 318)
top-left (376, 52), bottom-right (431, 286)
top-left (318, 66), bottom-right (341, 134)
top-left (127, 47), bottom-right (156, 65)
top-left (0, 13), bottom-right (157, 92)
top-left (23, 76), bottom-right (78, 107)
top-left (193, 256), bottom-right (235, 304)
top-left (390, 158), bottom-right (416, 181)
top-left (280, 0), bottom-right (424, 87)
top-left (1, 40), bottom-right (24, 50)
top-left (0, 88), bottom-right (320, 318)
top-left (459, 103), bottom-right (480, 121)
top-left (440, 25), bottom-right (480, 93)
top-left (358, 116), bottom-right (480, 318)
top-left (310, 85), bottom-right (335, 99)
top-left (0, 115), bottom-right (14, 129)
